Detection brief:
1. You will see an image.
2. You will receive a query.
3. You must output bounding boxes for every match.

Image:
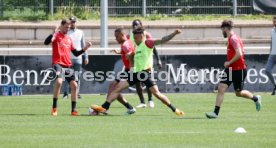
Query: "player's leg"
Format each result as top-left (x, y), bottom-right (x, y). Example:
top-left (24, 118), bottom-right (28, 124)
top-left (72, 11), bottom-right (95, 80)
top-left (147, 87), bottom-right (154, 108)
top-left (136, 82), bottom-right (147, 108)
top-left (71, 59), bottom-right (82, 99)
top-left (91, 80), bottom-right (131, 114)
top-left (69, 80), bottom-right (78, 115)
top-left (265, 55), bottom-right (276, 95)
top-left (51, 77), bottom-right (63, 116)
top-left (206, 68), bottom-right (231, 118)
top-left (233, 69), bottom-right (261, 111)
top-left (51, 64), bottom-right (64, 116)
top-left (108, 81), bottom-right (135, 113)
top-left (148, 85), bottom-right (184, 116)
top-left (142, 71), bottom-right (184, 116)
top-left (65, 67), bottom-right (79, 116)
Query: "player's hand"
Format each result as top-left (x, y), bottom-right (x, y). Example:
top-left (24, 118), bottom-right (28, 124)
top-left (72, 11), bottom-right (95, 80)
top-left (84, 59), bottom-right (89, 65)
top-left (84, 41), bottom-right (92, 51)
top-left (224, 61), bottom-right (231, 68)
top-left (157, 60), bottom-right (162, 70)
top-left (53, 25), bottom-right (60, 34)
top-left (110, 49), bottom-right (120, 54)
top-left (174, 29), bottom-right (182, 35)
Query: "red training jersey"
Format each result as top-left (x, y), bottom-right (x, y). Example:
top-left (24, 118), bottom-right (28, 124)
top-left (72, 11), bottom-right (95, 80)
top-left (121, 40), bottom-right (135, 69)
top-left (227, 34), bottom-right (246, 70)
top-left (51, 32), bottom-right (75, 67)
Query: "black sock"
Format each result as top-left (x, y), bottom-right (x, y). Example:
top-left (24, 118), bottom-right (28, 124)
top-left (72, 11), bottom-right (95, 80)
top-left (102, 101), bottom-right (111, 110)
top-left (123, 102), bottom-right (133, 110)
top-left (52, 98), bottom-right (58, 108)
top-left (141, 99), bottom-right (145, 104)
top-left (251, 96), bottom-right (258, 102)
top-left (71, 101), bottom-right (77, 112)
top-left (147, 89), bottom-right (152, 101)
top-left (214, 106), bottom-right (220, 115)
top-left (167, 104), bottom-right (176, 112)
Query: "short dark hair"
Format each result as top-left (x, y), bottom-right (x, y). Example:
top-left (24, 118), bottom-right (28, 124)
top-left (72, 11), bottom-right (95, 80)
top-left (273, 16), bottom-right (276, 19)
top-left (61, 19), bottom-right (70, 25)
top-left (132, 19), bottom-right (143, 27)
top-left (114, 28), bottom-right (124, 34)
top-left (221, 20), bottom-right (233, 29)
top-left (132, 27), bottom-right (144, 34)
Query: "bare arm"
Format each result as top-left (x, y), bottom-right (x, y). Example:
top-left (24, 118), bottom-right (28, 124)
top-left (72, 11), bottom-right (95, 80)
top-left (228, 48), bottom-right (242, 65)
top-left (72, 41), bottom-right (92, 57)
top-left (154, 29), bottom-right (181, 45)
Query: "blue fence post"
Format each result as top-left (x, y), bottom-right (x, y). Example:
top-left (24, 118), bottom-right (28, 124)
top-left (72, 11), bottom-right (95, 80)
top-left (233, 0), bottom-right (237, 16)
top-left (142, 0), bottom-right (146, 17)
top-left (49, 0), bottom-right (54, 16)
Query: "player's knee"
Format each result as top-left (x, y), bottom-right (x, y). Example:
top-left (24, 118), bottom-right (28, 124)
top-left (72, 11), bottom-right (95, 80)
top-left (70, 82), bottom-right (78, 90)
top-left (151, 89), bottom-right (160, 97)
top-left (55, 80), bottom-right (62, 87)
top-left (217, 85), bottom-right (226, 94)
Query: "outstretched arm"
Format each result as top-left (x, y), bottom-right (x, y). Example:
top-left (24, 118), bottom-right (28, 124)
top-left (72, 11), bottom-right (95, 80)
top-left (72, 41), bottom-right (92, 57)
top-left (154, 29), bottom-right (181, 45)
top-left (44, 25), bottom-right (60, 45)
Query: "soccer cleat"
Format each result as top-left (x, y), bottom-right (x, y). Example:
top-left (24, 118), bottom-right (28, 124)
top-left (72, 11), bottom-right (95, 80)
top-left (148, 101), bottom-right (155, 108)
top-left (91, 104), bottom-right (107, 114)
top-left (255, 95), bottom-right (262, 112)
top-left (63, 92), bottom-right (68, 99)
top-left (136, 103), bottom-right (147, 108)
top-left (205, 112), bottom-right (218, 119)
top-left (51, 108), bottom-right (58, 116)
top-left (174, 108), bottom-right (184, 116)
top-left (125, 108), bottom-right (136, 115)
top-left (71, 111), bottom-right (79, 116)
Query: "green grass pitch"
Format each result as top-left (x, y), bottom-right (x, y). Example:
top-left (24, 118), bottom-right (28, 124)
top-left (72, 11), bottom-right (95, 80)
top-left (0, 93), bottom-right (275, 148)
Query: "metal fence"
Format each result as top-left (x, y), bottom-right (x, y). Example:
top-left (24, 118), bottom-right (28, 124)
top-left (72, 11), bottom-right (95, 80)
top-left (0, 0), bottom-right (255, 18)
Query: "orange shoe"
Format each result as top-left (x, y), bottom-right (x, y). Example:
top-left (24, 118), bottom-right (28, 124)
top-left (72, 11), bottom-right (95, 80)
top-left (91, 104), bottom-right (106, 114)
top-left (51, 108), bottom-right (58, 116)
top-left (175, 108), bottom-right (184, 117)
top-left (71, 111), bottom-right (79, 116)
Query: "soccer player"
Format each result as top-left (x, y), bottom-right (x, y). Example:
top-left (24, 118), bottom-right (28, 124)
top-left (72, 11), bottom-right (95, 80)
top-left (44, 19), bottom-right (92, 116)
top-left (265, 16), bottom-right (276, 95)
top-left (62, 16), bottom-right (89, 99)
top-left (205, 20), bottom-right (262, 119)
top-left (128, 19), bottom-right (162, 108)
top-left (104, 28), bottom-right (136, 115)
top-left (91, 27), bottom-right (184, 116)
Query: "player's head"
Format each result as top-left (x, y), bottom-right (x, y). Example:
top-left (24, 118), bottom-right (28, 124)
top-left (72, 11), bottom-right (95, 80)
top-left (60, 19), bottom-right (70, 34)
top-left (132, 19), bottom-right (143, 30)
top-left (133, 27), bottom-right (144, 44)
top-left (273, 16), bottom-right (276, 27)
top-left (221, 20), bottom-right (233, 38)
top-left (69, 16), bottom-right (77, 29)
top-left (114, 28), bottom-right (126, 44)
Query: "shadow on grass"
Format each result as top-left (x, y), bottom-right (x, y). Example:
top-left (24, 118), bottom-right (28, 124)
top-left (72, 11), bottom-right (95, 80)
top-left (0, 113), bottom-right (48, 116)
top-left (174, 117), bottom-right (207, 120)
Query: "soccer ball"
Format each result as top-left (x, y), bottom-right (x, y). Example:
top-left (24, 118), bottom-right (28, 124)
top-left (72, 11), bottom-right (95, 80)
top-left (88, 107), bottom-right (99, 116)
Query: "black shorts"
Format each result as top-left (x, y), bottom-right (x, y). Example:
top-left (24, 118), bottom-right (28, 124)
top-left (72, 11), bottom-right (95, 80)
top-left (115, 69), bottom-right (130, 82)
top-left (127, 71), bottom-right (156, 89)
top-left (53, 64), bottom-right (76, 83)
top-left (220, 68), bottom-right (247, 92)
